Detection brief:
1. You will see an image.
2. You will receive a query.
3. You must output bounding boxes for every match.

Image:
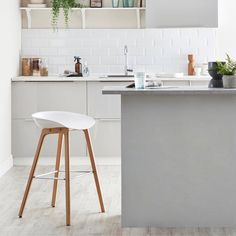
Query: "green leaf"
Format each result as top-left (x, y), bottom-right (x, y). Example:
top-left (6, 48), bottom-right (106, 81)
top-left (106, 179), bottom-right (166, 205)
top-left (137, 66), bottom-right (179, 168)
top-left (216, 54), bottom-right (236, 76)
top-left (51, 0), bottom-right (76, 28)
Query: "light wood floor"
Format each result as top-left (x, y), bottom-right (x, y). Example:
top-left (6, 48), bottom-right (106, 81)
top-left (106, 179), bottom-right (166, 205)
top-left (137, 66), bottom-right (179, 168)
top-left (0, 165), bottom-right (236, 236)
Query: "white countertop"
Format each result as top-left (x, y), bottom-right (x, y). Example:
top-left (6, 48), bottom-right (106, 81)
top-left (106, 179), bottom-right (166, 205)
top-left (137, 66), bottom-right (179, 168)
top-left (12, 75), bottom-right (211, 82)
top-left (102, 86), bottom-right (236, 95)
top-left (12, 76), bottom-right (133, 82)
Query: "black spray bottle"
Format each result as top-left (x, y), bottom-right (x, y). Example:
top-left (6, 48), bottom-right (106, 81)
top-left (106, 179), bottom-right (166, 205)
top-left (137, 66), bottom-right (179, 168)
top-left (74, 56), bottom-right (83, 77)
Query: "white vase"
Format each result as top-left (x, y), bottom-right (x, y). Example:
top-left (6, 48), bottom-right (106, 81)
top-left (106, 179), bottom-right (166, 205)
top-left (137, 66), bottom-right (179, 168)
top-left (223, 75), bottom-right (236, 88)
top-left (30, 0), bottom-right (45, 4)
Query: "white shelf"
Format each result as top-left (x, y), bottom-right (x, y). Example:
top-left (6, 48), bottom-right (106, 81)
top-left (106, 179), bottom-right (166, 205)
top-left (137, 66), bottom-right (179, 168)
top-left (20, 7), bottom-right (146, 10)
top-left (20, 7), bottom-right (146, 29)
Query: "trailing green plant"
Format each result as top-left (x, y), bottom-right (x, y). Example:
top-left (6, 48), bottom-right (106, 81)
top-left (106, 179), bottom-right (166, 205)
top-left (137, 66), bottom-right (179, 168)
top-left (52, 0), bottom-right (77, 28)
top-left (217, 54), bottom-right (236, 76)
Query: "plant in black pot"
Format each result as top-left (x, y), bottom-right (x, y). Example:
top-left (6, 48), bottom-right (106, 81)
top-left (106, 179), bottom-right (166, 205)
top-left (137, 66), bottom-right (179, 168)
top-left (217, 54), bottom-right (236, 88)
top-left (208, 61), bottom-right (225, 88)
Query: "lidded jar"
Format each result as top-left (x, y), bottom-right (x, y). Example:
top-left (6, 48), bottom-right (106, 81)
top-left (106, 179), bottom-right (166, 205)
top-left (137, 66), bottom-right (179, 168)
top-left (40, 58), bottom-right (49, 76)
top-left (32, 58), bottom-right (41, 76)
top-left (22, 58), bottom-right (32, 76)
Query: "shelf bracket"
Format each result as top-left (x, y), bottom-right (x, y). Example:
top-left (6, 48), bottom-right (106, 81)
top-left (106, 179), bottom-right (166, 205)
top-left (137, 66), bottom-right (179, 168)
top-left (81, 8), bottom-right (86, 29)
top-left (25, 8), bottom-right (32, 29)
top-left (136, 9), bottom-right (141, 29)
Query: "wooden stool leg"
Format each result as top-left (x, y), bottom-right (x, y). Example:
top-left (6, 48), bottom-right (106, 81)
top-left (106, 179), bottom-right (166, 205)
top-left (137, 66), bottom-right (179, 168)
top-left (51, 132), bottom-right (63, 207)
top-left (18, 129), bottom-right (47, 218)
top-left (83, 129), bottom-right (105, 213)
top-left (64, 130), bottom-right (71, 226)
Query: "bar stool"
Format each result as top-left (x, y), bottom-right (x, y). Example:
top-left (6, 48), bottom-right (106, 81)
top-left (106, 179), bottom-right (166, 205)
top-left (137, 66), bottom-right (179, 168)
top-left (18, 111), bottom-right (105, 226)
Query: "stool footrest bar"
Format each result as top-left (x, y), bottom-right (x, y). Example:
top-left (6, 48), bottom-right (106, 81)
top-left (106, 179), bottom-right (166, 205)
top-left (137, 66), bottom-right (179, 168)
top-left (34, 171), bottom-right (58, 178)
top-left (59, 170), bottom-right (93, 173)
top-left (34, 176), bottom-right (65, 180)
top-left (33, 170), bottom-right (93, 181)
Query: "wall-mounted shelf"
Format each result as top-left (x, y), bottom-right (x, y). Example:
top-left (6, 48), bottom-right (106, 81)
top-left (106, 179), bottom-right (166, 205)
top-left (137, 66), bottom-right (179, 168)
top-left (20, 7), bottom-right (146, 29)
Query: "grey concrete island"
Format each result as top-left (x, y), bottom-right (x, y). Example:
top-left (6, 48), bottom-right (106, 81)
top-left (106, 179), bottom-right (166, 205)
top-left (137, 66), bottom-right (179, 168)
top-left (103, 86), bottom-right (236, 228)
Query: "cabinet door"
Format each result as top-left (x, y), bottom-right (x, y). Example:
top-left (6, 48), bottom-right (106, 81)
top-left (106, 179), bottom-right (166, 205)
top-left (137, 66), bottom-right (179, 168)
top-left (37, 82), bottom-right (86, 114)
top-left (12, 119), bottom-right (39, 158)
top-left (12, 82), bottom-right (37, 119)
top-left (12, 119), bottom-right (86, 158)
top-left (87, 81), bottom-right (131, 119)
top-left (90, 119), bottom-right (121, 158)
top-left (146, 0), bottom-right (218, 28)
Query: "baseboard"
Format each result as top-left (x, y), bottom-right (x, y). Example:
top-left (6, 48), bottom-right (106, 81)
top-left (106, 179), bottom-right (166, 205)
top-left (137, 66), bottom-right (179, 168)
top-left (0, 155), bottom-right (13, 177)
top-left (13, 156), bottom-right (121, 166)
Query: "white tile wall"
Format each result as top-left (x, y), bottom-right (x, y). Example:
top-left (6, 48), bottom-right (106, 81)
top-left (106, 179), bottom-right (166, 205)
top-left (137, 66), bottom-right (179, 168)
top-left (21, 28), bottom-right (217, 75)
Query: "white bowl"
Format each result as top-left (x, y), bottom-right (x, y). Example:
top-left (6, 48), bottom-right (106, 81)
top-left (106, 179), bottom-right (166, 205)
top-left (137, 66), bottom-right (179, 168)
top-left (30, 0), bottom-right (45, 4)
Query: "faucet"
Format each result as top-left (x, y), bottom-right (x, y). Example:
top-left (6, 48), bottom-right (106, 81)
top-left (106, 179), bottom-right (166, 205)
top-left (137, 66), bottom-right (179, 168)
top-left (124, 45), bottom-right (133, 76)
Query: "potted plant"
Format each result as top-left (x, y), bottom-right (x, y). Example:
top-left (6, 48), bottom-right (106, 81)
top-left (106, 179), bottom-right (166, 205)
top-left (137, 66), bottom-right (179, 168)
top-left (217, 54), bottom-right (236, 88)
top-left (52, 0), bottom-right (76, 27)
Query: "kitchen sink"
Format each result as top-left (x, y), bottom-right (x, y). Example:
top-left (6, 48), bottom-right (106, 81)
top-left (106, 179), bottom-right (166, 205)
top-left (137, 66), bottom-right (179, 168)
top-left (106, 75), bottom-right (134, 78)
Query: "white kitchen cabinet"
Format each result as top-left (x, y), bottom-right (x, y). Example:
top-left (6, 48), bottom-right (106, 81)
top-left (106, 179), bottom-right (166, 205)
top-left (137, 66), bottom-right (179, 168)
top-left (12, 80), bottom-right (125, 158)
top-left (12, 119), bottom-right (86, 157)
top-left (12, 82), bottom-right (37, 119)
top-left (12, 81), bottom-right (87, 158)
top-left (90, 119), bottom-right (121, 158)
top-left (146, 0), bottom-right (218, 28)
top-left (12, 81), bottom-right (86, 118)
top-left (12, 78), bottom-right (211, 160)
top-left (87, 81), bottom-right (131, 119)
top-left (12, 119), bottom-right (39, 158)
top-left (37, 82), bottom-right (86, 114)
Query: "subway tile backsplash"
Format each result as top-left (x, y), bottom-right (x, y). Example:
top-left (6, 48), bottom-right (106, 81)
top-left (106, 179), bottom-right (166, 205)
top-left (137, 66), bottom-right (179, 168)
top-left (21, 28), bottom-right (217, 75)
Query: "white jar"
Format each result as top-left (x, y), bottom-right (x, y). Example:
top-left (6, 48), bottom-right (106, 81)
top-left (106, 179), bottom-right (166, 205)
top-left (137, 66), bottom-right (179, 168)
top-left (194, 67), bottom-right (202, 76)
top-left (201, 63), bottom-right (209, 76)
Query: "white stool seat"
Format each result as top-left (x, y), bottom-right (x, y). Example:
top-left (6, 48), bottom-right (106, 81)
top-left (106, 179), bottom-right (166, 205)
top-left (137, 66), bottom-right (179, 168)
top-left (32, 111), bottom-right (95, 130)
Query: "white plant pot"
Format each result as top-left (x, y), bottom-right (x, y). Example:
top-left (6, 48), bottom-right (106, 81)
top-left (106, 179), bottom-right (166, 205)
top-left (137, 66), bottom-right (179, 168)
top-left (223, 75), bottom-right (236, 89)
top-left (30, 0), bottom-right (45, 4)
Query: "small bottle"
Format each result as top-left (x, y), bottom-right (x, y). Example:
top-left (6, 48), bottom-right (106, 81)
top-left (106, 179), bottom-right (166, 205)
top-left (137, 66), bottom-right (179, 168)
top-left (188, 54), bottom-right (195, 76)
top-left (74, 56), bottom-right (82, 76)
top-left (83, 61), bottom-right (90, 77)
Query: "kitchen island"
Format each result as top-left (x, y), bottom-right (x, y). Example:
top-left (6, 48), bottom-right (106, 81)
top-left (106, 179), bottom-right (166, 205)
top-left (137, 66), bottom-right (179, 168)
top-left (103, 86), bottom-right (236, 227)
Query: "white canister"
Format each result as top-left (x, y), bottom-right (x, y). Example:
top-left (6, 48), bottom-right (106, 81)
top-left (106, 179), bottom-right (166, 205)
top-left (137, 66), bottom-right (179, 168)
top-left (194, 67), bottom-right (202, 76)
top-left (201, 63), bottom-right (209, 76)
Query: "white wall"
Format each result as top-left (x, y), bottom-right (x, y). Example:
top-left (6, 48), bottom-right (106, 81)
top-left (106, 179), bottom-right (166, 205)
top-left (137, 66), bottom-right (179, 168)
top-left (0, 0), bottom-right (21, 177)
top-left (218, 0), bottom-right (236, 59)
top-left (22, 28), bottom-right (217, 75)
